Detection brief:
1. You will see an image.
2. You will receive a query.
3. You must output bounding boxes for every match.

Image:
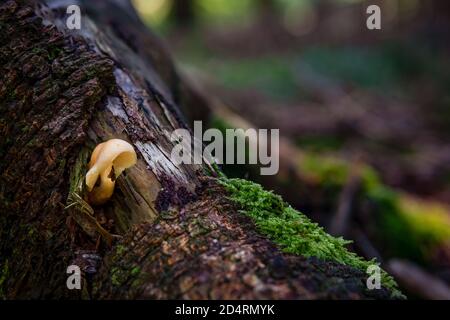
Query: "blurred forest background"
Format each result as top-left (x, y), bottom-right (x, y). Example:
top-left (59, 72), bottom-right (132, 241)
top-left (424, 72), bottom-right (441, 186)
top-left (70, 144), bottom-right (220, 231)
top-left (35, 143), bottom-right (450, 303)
top-left (132, 0), bottom-right (450, 299)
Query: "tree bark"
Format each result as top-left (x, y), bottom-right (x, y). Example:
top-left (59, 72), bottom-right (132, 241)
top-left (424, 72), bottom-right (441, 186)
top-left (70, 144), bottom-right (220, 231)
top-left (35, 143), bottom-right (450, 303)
top-left (0, 0), bottom-right (393, 299)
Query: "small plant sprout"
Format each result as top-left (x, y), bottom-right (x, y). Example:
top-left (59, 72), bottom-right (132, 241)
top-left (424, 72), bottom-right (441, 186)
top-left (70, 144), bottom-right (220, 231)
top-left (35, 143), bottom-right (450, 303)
top-left (85, 139), bottom-right (137, 205)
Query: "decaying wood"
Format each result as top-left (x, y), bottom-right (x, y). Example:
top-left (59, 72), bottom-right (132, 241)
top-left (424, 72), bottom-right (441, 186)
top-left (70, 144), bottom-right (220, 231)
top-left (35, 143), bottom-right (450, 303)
top-left (0, 0), bottom-right (394, 299)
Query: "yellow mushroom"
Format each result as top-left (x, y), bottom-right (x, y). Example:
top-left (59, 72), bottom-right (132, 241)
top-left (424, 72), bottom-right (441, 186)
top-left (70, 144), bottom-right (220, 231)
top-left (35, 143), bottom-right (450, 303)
top-left (85, 139), bottom-right (137, 205)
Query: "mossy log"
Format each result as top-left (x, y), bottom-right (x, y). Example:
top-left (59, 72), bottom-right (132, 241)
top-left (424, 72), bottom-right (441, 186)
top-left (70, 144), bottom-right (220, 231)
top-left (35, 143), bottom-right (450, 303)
top-left (0, 0), bottom-right (398, 299)
top-left (195, 89), bottom-right (450, 296)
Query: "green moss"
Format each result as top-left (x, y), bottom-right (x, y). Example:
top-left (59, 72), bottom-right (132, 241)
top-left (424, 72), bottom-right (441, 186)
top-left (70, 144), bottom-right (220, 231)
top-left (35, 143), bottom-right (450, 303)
top-left (115, 244), bottom-right (127, 256)
top-left (131, 267), bottom-right (140, 276)
top-left (110, 265), bottom-right (141, 287)
top-left (111, 272), bottom-right (121, 287)
top-left (220, 177), bottom-right (403, 298)
top-left (110, 266), bottom-right (128, 287)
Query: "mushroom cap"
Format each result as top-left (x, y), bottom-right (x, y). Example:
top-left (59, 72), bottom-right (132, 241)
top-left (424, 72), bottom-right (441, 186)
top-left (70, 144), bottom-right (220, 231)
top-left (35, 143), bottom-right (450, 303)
top-left (85, 139), bottom-right (137, 192)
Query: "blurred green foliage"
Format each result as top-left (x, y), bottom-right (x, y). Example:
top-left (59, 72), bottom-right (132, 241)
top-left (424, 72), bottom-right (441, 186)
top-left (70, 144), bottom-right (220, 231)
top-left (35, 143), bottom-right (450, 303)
top-left (212, 57), bottom-right (300, 101)
top-left (133, 0), bottom-right (316, 28)
top-left (300, 153), bottom-right (450, 263)
top-left (295, 136), bottom-right (345, 152)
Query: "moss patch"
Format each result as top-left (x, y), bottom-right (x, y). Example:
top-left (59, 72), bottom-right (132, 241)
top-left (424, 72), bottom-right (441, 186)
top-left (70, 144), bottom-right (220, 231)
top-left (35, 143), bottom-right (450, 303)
top-left (220, 177), bottom-right (403, 298)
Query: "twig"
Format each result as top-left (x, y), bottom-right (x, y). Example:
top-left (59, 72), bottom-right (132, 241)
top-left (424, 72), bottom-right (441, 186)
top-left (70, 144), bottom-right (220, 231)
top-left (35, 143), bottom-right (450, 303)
top-left (329, 161), bottom-right (362, 236)
top-left (387, 258), bottom-right (450, 300)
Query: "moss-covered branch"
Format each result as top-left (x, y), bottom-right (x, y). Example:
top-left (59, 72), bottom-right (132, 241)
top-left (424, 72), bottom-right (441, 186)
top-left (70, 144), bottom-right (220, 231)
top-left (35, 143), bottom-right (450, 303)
top-left (220, 177), bottom-right (403, 298)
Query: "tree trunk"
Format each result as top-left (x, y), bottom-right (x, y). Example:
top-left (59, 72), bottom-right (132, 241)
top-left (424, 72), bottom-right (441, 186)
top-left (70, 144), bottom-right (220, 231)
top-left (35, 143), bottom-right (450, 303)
top-left (0, 0), bottom-right (394, 299)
